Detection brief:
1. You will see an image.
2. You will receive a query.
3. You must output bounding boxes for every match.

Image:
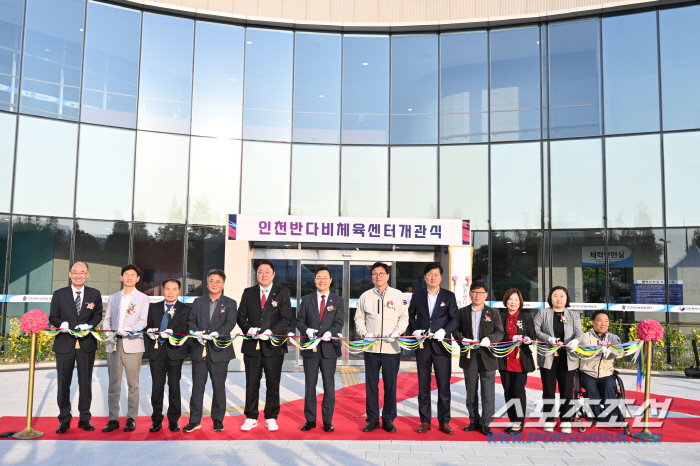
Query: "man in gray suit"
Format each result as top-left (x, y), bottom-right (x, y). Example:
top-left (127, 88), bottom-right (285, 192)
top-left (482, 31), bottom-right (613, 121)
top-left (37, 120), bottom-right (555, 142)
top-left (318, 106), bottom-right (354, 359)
top-left (296, 266), bottom-right (345, 432)
top-left (183, 269), bottom-right (238, 433)
top-left (102, 264), bottom-right (150, 433)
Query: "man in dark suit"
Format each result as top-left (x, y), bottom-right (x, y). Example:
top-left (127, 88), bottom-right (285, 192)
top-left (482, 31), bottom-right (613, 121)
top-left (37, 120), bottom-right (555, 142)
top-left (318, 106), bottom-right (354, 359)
top-left (144, 279), bottom-right (191, 433)
top-left (237, 259), bottom-right (292, 432)
top-left (407, 262), bottom-right (459, 434)
top-left (48, 261), bottom-right (103, 434)
top-left (183, 269), bottom-right (238, 433)
top-left (296, 266), bottom-right (345, 432)
top-left (452, 280), bottom-right (504, 435)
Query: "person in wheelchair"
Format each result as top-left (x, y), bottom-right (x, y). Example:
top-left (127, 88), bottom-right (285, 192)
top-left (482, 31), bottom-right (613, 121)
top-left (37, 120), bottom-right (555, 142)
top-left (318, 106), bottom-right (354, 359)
top-left (578, 310), bottom-right (624, 424)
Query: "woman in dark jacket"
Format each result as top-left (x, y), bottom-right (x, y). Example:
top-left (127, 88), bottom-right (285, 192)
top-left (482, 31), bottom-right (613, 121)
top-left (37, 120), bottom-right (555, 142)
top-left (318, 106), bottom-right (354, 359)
top-left (498, 288), bottom-right (536, 433)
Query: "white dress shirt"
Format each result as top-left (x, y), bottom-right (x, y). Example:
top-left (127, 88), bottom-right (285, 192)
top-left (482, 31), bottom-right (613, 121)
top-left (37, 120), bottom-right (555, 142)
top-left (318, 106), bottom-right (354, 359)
top-left (118, 289), bottom-right (134, 331)
top-left (317, 290), bottom-right (329, 315)
top-left (259, 284), bottom-right (272, 302)
top-left (427, 289), bottom-right (439, 318)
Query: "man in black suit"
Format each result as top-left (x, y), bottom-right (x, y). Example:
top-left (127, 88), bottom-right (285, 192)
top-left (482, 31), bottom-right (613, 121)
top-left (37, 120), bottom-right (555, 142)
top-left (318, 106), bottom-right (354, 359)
top-left (296, 266), bottom-right (345, 432)
top-left (144, 279), bottom-right (191, 433)
top-left (237, 259), bottom-right (292, 432)
top-left (452, 280), bottom-right (504, 435)
top-left (48, 261), bottom-right (103, 434)
top-left (407, 262), bottom-right (459, 435)
top-left (183, 269), bottom-right (238, 433)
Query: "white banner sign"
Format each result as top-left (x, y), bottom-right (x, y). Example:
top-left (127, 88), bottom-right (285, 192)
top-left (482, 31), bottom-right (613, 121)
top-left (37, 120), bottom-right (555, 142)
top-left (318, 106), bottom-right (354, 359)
top-left (229, 214), bottom-right (469, 246)
top-left (449, 246), bottom-right (473, 308)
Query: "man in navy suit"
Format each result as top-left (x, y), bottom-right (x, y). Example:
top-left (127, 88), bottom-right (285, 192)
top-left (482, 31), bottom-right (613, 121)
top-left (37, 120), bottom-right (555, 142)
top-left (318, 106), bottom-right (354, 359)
top-left (407, 262), bottom-right (459, 434)
top-left (49, 261), bottom-right (104, 434)
top-left (296, 266), bottom-right (345, 432)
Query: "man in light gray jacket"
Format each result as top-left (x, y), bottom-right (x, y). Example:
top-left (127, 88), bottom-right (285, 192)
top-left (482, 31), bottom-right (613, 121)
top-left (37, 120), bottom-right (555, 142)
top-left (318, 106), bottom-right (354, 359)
top-left (354, 262), bottom-right (409, 433)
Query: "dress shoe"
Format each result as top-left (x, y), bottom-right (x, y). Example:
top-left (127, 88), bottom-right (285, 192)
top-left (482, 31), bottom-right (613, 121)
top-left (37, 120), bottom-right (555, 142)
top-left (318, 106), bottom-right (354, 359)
top-left (362, 419), bottom-right (380, 432)
top-left (169, 422), bottom-right (180, 432)
top-left (102, 420), bottom-right (120, 432)
top-left (417, 422), bottom-right (431, 433)
top-left (323, 423), bottom-right (334, 432)
top-left (149, 422), bottom-right (162, 432)
top-left (300, 421), bottom-right (316, 431)
top-left (481, 425), bottom-right (493, 435)
top-left (183, 423), bottom-right (201, 433)
top-left (463, 422), bottom-right (479, 432)
top-left (439, 423), bottom-right (454, 435)
top-left (124, 418), bottom-right (136, 432)
top-left (78, 421), bottom-right (94, 431)
top-left (214, 421), bottom-right (225, 432)
top-left (381, 419), bottom-right (397, 433)
top-left (56, 422), bottom-right (70, 434)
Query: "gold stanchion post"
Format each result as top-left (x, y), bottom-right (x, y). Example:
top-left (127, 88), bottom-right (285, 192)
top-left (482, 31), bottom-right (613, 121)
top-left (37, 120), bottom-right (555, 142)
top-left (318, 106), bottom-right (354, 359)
top-left (632, 340), bottom-right (654, 440)
top-left (13, 333), bottom-right (44, 439)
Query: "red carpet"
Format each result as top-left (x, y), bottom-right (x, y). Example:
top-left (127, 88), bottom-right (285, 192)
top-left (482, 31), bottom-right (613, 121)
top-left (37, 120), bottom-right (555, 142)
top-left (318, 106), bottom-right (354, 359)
top-left (1, 373), bottom-right (697, 442)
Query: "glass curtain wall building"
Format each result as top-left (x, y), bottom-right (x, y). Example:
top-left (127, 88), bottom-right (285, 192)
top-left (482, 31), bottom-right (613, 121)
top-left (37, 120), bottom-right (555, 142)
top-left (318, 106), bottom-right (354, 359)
top-left (1, 0), bottom-right (700, 331)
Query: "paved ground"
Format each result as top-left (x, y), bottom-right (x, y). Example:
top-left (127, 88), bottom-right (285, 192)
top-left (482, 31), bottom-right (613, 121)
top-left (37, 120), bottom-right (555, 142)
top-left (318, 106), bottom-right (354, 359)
top-left (1, 364), bottom-right (699, 465)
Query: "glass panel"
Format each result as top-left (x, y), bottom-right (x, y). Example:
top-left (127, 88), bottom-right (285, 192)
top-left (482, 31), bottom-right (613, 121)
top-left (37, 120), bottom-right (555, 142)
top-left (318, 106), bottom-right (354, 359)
top-left (608, 229), bottom-right (666, 323)
top-left (396, 262), bottom-right (429, 294)
top-left (664, 131), bottom-right (700, 227)
top-left (6, 216), bottom-right (72, 329)
top-left (491, 230), bottom-right (543, 303)
top-left (667, 228), bottom-right (700, 322)
top-left (75, 124), bottom-right (135, 221)
top-left (390, 34), bottom-right (438, 144)
top-left (240, 141), bottom-right (290, 215)
top-left (189, 137), bottom-right (241, 226)
top-left (290, 144), bottom-right (339, 216)
top-left (138, 13), bottom-right (194, 134)
top-left (253, 259), bottom-right (297, 361)
top-left (133, 131), bottom-right (189, 223)
top-left (342, 35), bottom-right (389, 144)
top-left (602, 11), bottom-right (660, 135)
top-left (543, 142), bottom-right (549, 228)
top-left (439, 31), bottom-right (488, 144)
top-left (243, 28), bottom-right (293, 142)
top-left (293, 32), bottom-right (341, 144)
top-left (0, 216), bottom-right (9, 329)
top-left (133, 223), bottom-right (185, 297)
top-left (0, 0), bottom-right (25, 112)
top-left (549, 138), bottom-right (603, 229)
top-left (300, 263), bottom-right (343, 297)
top-left (191, 21), bottom-right (244, 138)
top-left (390, 146), bottom-right (437, 218)
top-left (549, 18), bottom-right (602, 138)
top-left (186, 225), bottom-right (225, 296)
top-left (472, 230), bottom-right (489, 285)
top-left (14, 116), bottom-right (77, 217)
top-left (490, 26), bottom-right (541, 142)
top-left (74, 219), bottom-right (130, 296)
top-left (660, 4), bottom-right (700, 131)
top-left (490, 142), bottom-right (541, 230)
top-left (20, 0), bottom-right (85, 120)
top-left (81, 1), bottom-right (141, 128)
top-left (551, 230), bottom-right (606, 307)
top-left (348, 263), bottom-right (374, 361)
top-left (541, 24), bottom-right (548, 139)
top-left (605, 134), bottom-right (662, 228)
top-left (340, 146), bottom-right (387, 217)
top-left (439, 145), bottom-right (488, 229)
top-left (0, 113), bottom-right (17, 213)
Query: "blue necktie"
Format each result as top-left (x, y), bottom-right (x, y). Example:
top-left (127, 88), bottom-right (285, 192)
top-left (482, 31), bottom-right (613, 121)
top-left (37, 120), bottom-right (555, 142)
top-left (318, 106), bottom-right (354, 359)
top-left (159, 304), bottom-right (172, 344)
top-left (75, 291), bottom-right (81, 315)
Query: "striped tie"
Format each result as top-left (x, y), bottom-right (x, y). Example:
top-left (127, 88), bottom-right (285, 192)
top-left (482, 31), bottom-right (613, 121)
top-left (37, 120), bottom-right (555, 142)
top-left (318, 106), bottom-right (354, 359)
top-left (75, 291), bottom-right (82, 315)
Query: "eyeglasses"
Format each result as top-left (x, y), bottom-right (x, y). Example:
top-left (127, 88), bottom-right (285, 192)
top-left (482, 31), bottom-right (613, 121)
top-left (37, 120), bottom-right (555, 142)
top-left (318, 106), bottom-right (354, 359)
top-left (208, 280), bottom-right (224, 285)
top-left (70, 272), bottom-right (88, 276)
top-left (371, 273), bottom-right (387, 278)
top-left (425, 273), bottom-right (441, 279)
top-left (122, 273), bottom-right (138, 278)
top-left (470, 291), bottom-right (487, 296)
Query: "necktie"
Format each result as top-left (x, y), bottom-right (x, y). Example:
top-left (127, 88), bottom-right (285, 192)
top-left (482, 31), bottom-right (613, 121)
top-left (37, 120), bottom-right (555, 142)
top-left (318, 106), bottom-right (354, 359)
top-left (320, 295), bottom-right (326, 321)
top-left (75, 290), bottom-right (82, 315)
top-left (159, 304), bottom-right (172, 344)
top-left (261, 291), bottom-right (267, 310)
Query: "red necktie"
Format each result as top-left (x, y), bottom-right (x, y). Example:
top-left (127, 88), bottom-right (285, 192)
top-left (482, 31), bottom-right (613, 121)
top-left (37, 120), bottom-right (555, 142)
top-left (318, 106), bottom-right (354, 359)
top-left (261, 291), bottom-right (266, 310)
top-left (320, 295), bottom-right (326, 321)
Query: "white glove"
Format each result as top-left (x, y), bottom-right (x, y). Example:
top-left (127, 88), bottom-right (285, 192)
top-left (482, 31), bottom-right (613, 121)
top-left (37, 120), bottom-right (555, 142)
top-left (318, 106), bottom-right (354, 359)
top-left (603, 347), bottom-right (611, 357)
top-left (548, 337), bottom-right (558, 345)
top-left (148, 330), bottom-right (156, 340)
top-left (192, 330), bottom-right (204, 345)
top-left (512, 335), bottom-right (523, 342)
top-left (462, 338), bottom-right (476, 345)
top-left (259, 329), bottom-right (272, 341)
top-left (210, 332), bottom-right (219, 339)
top-left (117, 329), bottom-right (128, 336)
top-left (306, 328), bottom-right (318, 339)
top-left (105, 331), bottom-right (115, 340)
top-left (247, 327), bottom-right (260, 336)
top-left (568, 339), bottom-right (579, 351)
top-left (384, 331), bottom-right (400, 343)
top-left (479, 337), bottom-right (490, 347)
top-left (321, 331), bottom-right (332, 341)
top-left (202, 333), bottom-right (213, 340)
top-left (433, 329), bottom-right (446, 341)
top-left (364, 332), bottom-right (375, 339)
top-left (60, 322), bottom-right (70, 333)
top-left (523, 336), bottom-right (532, 345)
top-left (160, 329), bottom-right (172, 340)
top-left (412, 330), bottom-right (424, 337)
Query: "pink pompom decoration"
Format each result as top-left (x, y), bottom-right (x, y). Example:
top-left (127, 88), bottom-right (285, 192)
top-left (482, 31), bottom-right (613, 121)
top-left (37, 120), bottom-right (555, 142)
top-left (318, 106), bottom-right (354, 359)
top-left (637, 319), bottom-right (664, 342)
top-left (20, 309), bottom-right (48, 334)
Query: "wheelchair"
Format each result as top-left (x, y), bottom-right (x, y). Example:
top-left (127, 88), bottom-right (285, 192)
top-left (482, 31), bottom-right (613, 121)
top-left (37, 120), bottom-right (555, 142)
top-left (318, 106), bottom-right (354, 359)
top-left (573, 369), bottom-right (631, 435)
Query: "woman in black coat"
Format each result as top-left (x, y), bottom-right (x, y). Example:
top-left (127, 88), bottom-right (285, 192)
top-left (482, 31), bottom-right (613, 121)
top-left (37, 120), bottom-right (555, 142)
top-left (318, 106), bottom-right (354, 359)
top-left (498, 288), bottom-right (536, 433)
